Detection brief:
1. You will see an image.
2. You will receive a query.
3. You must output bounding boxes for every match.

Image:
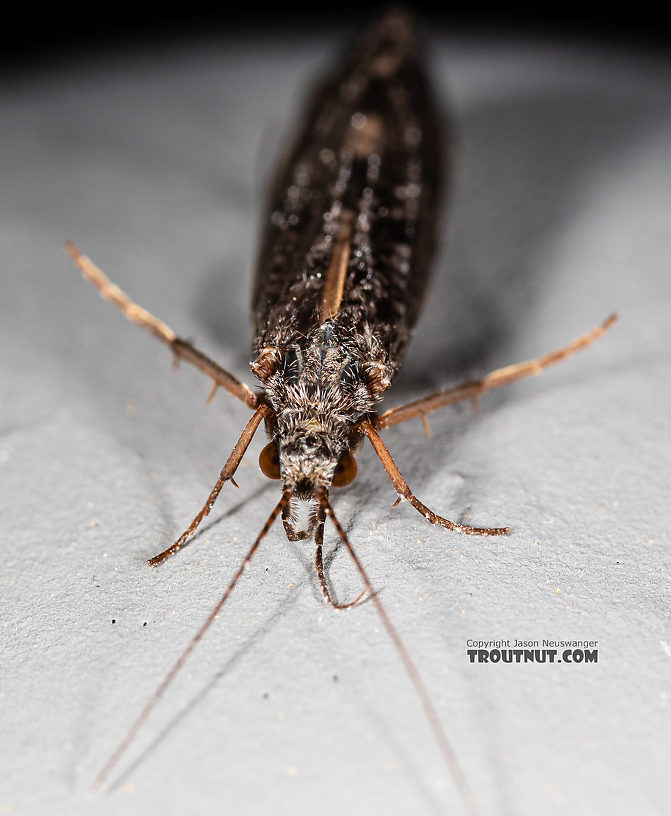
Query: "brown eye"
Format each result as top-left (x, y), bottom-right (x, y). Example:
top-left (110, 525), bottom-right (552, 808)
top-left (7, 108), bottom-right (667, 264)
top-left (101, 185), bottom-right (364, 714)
top-left (259, 442), bottom-right (281, 480)
top-left (332, 451), bottom-right (357, 487)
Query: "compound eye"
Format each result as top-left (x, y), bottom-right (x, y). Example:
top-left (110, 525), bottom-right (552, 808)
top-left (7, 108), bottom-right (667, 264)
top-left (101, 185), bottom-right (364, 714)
top-left (259, 442), bottom-right (281, 480)
top-left (332, 451), bottom-right (357, 488)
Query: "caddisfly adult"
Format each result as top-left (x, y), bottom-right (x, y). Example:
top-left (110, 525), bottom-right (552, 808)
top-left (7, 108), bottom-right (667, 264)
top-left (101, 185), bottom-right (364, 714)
top-left (66, 9), bottom-right (616, 813)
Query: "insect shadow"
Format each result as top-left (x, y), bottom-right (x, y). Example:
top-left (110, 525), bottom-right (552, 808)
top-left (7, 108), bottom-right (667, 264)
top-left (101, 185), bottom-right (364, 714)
top-left (393, 87), bottom-right (658, 398)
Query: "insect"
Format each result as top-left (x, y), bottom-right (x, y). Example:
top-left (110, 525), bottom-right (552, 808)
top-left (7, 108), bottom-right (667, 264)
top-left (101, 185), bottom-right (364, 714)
top-left (66, 9), bottom-right (617, 813)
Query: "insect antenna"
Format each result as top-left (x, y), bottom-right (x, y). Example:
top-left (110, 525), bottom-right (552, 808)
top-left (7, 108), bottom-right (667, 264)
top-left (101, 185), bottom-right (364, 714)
top-left (91, 490), bottom-right (290, 793)
top-left (318, 491), bottom-right (479, 816)
top-left (314, 506), bottom-right (367, 610)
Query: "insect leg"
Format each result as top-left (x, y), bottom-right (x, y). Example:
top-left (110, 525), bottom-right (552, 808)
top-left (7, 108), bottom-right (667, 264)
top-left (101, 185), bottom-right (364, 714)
top-left (148, 404), bottom-right (269, 565)
top-left (375, 314), bottom-right (618, 430)
top-left (319, 491), bottom-right (478, 816)
top-left (65, 241), bottom-right (259, 409)
top-left (362, 420), bottom-right (509, 536)
top-left (314, 507), bottom-right (367, 610)
top-left (91, 491), bottom-right (290, 792)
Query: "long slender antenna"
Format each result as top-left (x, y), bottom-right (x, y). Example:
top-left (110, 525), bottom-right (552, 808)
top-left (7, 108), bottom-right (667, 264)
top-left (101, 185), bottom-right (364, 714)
top-left (319, 491), bottom-right (479, 816)
top-left (91, 491), bottom-right (290, 792)
top-left (313, 509), bottom-right (367, 610)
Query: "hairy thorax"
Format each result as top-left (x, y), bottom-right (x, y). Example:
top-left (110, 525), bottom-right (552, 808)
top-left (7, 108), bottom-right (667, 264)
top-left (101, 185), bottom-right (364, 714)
top-left (260, 320), bottom-right (382, 496)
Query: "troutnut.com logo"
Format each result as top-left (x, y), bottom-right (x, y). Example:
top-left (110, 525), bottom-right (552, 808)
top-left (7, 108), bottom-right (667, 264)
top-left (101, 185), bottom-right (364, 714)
top-left (466, 639), bottom-right (599, 664)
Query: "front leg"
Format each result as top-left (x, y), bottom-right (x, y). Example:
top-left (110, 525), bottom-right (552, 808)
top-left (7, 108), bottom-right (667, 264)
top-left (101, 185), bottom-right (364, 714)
top-left (362, 420), bottom-right (509, 536)
top-left (148, 403), bottom-right (269, 565)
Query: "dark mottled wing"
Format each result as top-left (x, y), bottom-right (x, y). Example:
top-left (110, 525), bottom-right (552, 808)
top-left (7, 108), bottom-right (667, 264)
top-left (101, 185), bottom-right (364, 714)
top-left (251, 9), bottom-right (444, 380)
